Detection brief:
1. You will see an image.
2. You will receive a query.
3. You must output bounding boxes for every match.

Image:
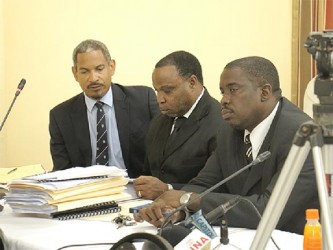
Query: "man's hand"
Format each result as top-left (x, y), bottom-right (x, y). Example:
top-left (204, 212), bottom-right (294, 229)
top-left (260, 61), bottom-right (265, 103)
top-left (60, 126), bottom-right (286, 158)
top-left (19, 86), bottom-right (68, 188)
top-left (133, 190), bottom-right (186, 227)
top-left (133, 176), bottom-right (170, 200)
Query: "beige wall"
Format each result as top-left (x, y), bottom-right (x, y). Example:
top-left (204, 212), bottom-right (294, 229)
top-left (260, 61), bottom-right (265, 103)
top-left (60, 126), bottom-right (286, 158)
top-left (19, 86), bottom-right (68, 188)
top-left (0, 0), bottom-right (5, 167)
top-left (0, 0), bottom-right (292, 171)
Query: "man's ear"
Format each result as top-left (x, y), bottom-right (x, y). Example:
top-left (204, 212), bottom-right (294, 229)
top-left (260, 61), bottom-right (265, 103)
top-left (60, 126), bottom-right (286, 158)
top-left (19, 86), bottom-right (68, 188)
top-left (72, 66), bottom-right (78, 81)
top-left (188, 74), bottom-right (198, 89)
top-left (261, 84), bottom-right (272, 102)
top-left (109, 59), bottom-right (116, 76)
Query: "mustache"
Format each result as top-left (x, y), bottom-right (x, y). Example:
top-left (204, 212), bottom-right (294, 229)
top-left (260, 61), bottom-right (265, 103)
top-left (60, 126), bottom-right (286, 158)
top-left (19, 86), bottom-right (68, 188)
top-left (221, 104), bottom-right (232, 111)
top-left (88, 82), bottom-right (104, 88)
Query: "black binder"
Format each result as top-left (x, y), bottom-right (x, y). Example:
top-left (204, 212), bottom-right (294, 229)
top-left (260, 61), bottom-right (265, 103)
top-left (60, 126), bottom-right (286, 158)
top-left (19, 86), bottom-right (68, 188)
top-left (51, 201), bottom-right (120, 220)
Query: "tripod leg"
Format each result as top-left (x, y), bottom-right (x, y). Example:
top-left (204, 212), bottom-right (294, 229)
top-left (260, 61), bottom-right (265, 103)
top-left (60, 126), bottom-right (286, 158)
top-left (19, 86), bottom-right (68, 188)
top-left (251, 121), bottom-right (333, 250)
top-left (250, 143), bottom-right (311, 250)
top-left (313, 145), bottom-right (333, 250)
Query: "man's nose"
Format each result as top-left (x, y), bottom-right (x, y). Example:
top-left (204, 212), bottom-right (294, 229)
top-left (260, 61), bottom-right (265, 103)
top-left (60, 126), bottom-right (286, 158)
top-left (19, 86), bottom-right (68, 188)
top-left (88, 71), bottom-right (99, 82)
top-left (220, 94), bottom-right (230, 105)
top-left (156, 93), bottom-right (166, 104)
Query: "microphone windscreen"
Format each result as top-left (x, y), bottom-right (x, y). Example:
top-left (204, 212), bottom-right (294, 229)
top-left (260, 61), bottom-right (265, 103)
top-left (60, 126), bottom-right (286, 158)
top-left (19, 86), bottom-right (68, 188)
top-left (111, 241), bottom-right (136, 250)
top-left (160, 224), bottom-right (192, 247)
top-left (142, 240), bottom-right (164, 250)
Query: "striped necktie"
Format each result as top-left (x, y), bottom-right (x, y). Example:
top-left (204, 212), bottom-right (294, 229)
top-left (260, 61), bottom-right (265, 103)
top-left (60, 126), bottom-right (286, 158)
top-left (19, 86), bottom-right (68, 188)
top-left (244, 134), bottom-right (253, 164)
top-left (95, 101), bottom-right (109, 165)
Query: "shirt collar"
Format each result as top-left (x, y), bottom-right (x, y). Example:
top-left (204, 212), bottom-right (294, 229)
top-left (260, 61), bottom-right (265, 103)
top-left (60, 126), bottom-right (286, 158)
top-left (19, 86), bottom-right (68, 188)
top-left (84, 86), bottom-right (113, 112)
top-left (244, 101), bottom-right (280, 152)
top-left (182, 88), bottom-right (205, 118)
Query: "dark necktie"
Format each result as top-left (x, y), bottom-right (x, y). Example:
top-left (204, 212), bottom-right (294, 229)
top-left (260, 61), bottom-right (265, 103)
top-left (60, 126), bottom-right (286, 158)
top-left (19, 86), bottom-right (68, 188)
top-left (171, 116), bottom-right (186, 135)
top-left (165, 117), bottom-right (186, 152)
top-left (244, 134), bottom-right (253, 164)
top-left (95, 101), bottom-right (109, 165)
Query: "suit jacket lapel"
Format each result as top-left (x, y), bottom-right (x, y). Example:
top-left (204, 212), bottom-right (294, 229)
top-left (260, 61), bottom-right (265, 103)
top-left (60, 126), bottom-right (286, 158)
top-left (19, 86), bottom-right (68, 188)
top-left (163, 117), bottom-right (199, 158)
top-left (70, 94), bottom-right (92, 165)
top-left (241, 100), bottom-right (282, 195)
top-left (156, 117), bottom-right (174, 164)
top-left (241, 146), bottom-right (270, 195)
top-left (163, 90), bottom-right (210, 159)
top-left (112, 85), bottom-right (130, 167)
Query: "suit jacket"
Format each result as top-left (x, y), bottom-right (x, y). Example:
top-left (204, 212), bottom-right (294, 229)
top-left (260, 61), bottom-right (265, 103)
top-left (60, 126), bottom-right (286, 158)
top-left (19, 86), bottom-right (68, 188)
top-left (183, 98), bottom-right (319, 234)
top-left (49, 83), bottom-right (160, 178)
top-left (143, 90), bottom-right (223, 189)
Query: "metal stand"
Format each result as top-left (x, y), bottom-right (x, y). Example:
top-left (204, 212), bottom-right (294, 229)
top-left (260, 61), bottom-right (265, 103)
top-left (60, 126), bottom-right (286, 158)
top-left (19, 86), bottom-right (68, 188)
top-left (250, 121), bottom-right (333, 250)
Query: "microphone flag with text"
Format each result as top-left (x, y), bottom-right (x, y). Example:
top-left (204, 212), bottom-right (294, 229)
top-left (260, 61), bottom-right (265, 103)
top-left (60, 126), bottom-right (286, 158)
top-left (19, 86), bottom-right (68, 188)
top-left (158, 151), bottom-right (271, 248)
top-left (112, 152), bottom-right (271, 249)
top-left (160, 197), bottom-right (240, 248)
top-left (160, 151), bottom-right (271, 231)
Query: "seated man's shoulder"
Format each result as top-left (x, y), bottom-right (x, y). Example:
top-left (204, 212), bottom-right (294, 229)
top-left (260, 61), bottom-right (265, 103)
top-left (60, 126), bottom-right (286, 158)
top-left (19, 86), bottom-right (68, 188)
top-left (281, 97), bottom-right (311, 122)
top-left (51, 93), bottom-right (84, 113)
top-left (114, 83), bottom-right (154, 94)
top-left (277, 98), bottom-right (312, 138)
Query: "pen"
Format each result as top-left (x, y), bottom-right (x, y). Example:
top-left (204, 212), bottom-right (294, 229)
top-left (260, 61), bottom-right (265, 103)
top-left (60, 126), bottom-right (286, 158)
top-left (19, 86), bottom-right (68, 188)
top-left (135, 211), bottom-right (172, 219)
top-left (7, 168), bottom-right (17, 174)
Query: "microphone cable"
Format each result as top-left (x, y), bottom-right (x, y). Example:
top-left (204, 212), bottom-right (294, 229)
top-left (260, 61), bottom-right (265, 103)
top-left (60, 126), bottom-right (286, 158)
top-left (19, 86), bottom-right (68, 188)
top-left (237, 196), bottom-right (281, 250)
top-left (57, 242), bottom-right (115, 250)
top-left (159, 151), bottom-right (271, 235)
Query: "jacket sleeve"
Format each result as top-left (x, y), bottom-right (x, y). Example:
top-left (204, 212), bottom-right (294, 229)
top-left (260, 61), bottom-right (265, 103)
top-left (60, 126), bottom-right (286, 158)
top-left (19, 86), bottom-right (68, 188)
top-left (49, 109), bottom-right (72, 171)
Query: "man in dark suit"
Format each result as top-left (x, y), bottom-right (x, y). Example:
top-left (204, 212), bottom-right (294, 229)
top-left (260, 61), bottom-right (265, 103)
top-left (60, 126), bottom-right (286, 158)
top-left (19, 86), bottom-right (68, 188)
top-left (133, 51), bottom-right (222, 200)
top-left (49, 39), bottom-right (159, 178)
top-left (135, 56), bottom-right (319, 234)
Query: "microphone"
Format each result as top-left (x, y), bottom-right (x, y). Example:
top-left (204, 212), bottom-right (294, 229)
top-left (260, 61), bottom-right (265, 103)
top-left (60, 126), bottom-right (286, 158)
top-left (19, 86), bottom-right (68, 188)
top-left (158, 152), bottom-right (270, 248)
top-left (204, 195), bottom-right (240, 224)
top-left (160, 151), bottom-right (271, 230)
top-left (160, 197), bottom-right (240, 248)
top-left (15, 78), bottom-right (26, 96)
top-left (0, 78), bottom-right (26, 132)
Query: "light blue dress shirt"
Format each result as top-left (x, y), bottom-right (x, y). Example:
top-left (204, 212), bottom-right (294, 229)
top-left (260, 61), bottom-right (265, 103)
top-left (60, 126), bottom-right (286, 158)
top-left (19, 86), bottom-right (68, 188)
top-left (84, 87), bottom-right (126, 169)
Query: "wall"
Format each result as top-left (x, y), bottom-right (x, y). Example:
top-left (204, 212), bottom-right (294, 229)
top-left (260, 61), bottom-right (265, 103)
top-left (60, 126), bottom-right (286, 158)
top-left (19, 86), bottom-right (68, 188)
top-left (1, 0), bottom-right (292, 171)
top-left (0, 0), bottom-right (5, 167)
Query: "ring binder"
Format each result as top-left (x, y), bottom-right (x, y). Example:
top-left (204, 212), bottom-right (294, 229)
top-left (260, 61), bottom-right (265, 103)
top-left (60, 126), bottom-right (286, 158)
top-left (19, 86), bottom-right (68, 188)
top-left (51, 201), bottom-right (121, 220)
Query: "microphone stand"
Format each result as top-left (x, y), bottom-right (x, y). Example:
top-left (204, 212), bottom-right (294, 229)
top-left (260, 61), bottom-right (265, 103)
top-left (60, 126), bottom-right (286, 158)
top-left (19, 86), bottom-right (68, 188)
top-left (0, 94), bottom-right (19, 132)
top-left (159, 151), bottom-right (271, 234)
top-left (220, 214), bottom-right (229, 245)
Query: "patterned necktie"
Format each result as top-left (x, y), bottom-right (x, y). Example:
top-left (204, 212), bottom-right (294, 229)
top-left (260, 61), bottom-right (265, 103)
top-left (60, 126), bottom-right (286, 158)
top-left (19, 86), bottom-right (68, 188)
top-left (244, 134), bottom-right (253, 164)
top-left (95, 101), bottom-right (109, 165)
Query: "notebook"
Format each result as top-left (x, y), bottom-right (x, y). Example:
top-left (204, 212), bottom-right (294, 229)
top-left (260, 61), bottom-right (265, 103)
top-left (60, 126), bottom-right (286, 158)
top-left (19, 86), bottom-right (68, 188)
top-left (51, 200), bottom-right (121, 220)
top-left (0, 164), bottom-right (46, 184)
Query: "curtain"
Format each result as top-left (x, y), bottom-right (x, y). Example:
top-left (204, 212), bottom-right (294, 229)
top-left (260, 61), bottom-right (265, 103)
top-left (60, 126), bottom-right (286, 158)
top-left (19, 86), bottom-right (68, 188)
top-left (292, 0), bottom-right (333, 108)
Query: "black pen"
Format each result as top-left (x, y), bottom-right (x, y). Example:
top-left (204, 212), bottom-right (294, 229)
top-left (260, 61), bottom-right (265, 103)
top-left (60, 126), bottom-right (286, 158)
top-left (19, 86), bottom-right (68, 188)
top-left (7, 168), bottom-right (17, 174)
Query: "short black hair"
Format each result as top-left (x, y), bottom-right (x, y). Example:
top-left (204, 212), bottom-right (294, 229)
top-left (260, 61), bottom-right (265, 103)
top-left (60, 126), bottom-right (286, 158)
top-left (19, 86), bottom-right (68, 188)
top-left (155, 51), bottom-right (204, 84)
top-left (225, 56), bottom-right (281, 95)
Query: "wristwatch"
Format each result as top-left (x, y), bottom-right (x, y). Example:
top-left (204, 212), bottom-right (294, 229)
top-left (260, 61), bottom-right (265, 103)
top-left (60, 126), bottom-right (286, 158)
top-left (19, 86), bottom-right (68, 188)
top-left (180, 192), bottom-right (193, 212)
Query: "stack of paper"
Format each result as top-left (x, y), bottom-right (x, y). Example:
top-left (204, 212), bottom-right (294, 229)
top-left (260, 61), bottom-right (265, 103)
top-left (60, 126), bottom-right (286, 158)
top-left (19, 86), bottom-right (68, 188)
top-left (5, 166), bottom-right (131, 216)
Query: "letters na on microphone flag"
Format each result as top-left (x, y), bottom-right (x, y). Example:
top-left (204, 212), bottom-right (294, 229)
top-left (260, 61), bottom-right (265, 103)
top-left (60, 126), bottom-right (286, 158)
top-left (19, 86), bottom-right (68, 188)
top-left (174, 228), bottom-right (211, 250)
